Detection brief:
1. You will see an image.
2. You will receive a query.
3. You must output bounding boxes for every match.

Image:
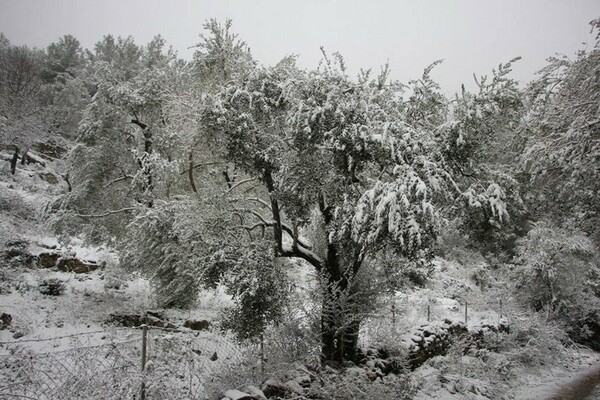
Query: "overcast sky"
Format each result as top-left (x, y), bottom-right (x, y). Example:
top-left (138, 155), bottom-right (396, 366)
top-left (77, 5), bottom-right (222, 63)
top-left (1, 0), bottom-right (599, 92)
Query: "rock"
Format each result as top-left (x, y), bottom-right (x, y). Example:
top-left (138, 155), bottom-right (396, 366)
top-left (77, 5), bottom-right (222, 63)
top-left (146, 310), bottom-right (166, 320)
top-left (20, 150), bottom-right (46, 166)
top-left (39, 242), bottom-right (58, 250)
top-left (38, 252), bottom-right (61, 268)
top-left (33, 141), bottom-right (68, 159)
top-left (345, 367), bottom-right (368, 378)
top-left (366, 370), bottom-right (378, 381)
top-left (261, 379), bottom-right (289, 399)
top-left (283, 379), bottom-right (304, 395)
top-left (39, 172), bottom-right (59, 184)
top-left (223, 389), bottom-right (255, 400)
top-left (244, 386), bottom-right (267, 399)
top-left (13, 331), bottom-right (25, 339)
top-left (183, 319), bottom-right (211, 331)
top-left (323, 359), bottom-right (341, 370)
top-left (210, 352), bottom-right (218, 361)
top-left (57, 258), bottom-right (99, 273)
top-left (0, 313), bottom-right (12, 329)
top-left (386, 356), bottom-right (409, 374)
top-left (293, 374), bottom-right (311, 387)
top-left (366, 348), bottom-right (378, 357)
top-left (108, 312), bottom-right (176, 329)
top-left (407, 320), bottom-right (470, 369)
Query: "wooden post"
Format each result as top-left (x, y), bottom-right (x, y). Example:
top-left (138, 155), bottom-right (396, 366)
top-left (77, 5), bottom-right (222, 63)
top-left (392, 302), bottom-right (396, 325)
top-left (10, 148), bottom-right (19, 175)
top-left (427, 304), bottom-right (431, 322)
top-left (464, 301), bottom-right (468, 325)
top-left (500, 300), bottom-right (503, 319)
top-left (21, 148), bottom-right (28, 165)
top-left (141, 325), bottom-right (148, 400)
top-left (260, 333), bottom-right (265, 377)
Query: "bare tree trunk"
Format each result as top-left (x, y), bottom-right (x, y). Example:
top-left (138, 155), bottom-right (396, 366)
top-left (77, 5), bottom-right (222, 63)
top-left (320, 272), bottom-right (361, 363)
top-left (131, 118), bottom-right (154, 207)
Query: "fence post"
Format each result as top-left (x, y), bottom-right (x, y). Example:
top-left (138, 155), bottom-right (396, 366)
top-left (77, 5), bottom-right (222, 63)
top-left (260, 333), bottom-right (265, 377)
top-left (141, 325), bottom-right (148, 400)
top-left (500, 300), bottom-right (503, 318)
top-left (427, 304), bottom-right (430, 322)
top-left (464, 301), bottom-right (468, 325)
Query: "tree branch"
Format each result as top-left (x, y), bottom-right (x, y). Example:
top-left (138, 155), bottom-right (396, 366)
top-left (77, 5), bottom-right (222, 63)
top-left (102, 174), bottom-right (134, 189)
top-left (74, 207), bottom-right (136, 219)
top-left (263, 168), bottom-right (323, 270)
top-left (188, 151), bottom-right (199, 194)
top-left (223, 168), bottom-right (233, 189)
top-left (246, 209), bottom-right (313, 250)
top-left (226, 177), bottom-right (256, 193)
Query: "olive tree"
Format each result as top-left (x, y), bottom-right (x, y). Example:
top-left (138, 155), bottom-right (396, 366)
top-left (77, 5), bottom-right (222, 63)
top-left (200, 53), bottom-right (510, 361)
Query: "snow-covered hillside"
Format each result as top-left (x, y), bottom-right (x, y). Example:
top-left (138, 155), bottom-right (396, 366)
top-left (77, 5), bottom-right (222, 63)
top-left (1, 144), bottom-right (598, 400)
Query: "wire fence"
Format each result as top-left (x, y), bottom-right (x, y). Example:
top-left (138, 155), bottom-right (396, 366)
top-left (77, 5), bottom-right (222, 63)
top-left (0, 296), bottom-right (512, 399)
top-left (0, 325), bottom-right (246, 400)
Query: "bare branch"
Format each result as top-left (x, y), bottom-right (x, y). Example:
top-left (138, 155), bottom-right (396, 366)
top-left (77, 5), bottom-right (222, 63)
top-left (226, 177), bottom-right (257, 193)
top-left (74, 207), bottom-right (136, 219)
top-left (102, 174), bottom-right (134, 189)
top-left (188, 151), bottom-right (199, 194)
top-left (245, 209), bottom-right (313, 250)
top-left (247, 197), bottom-right (272, 210)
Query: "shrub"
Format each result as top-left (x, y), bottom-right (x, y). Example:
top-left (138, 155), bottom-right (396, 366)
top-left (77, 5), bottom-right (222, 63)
top-left (306, 368), bottom-right (416, 400)
top-left (39, 278), bottom-right (66, 296)
top-left (514, 221), bottom-right (600, 349)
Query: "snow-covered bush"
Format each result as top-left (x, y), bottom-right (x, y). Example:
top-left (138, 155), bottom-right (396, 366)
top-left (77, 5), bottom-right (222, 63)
top-left (306, 368), bottom-right (416, 400)
top-left (516, 223), bottom-right (599, 309)
top-left (515, 222), bottom-right (600, 349)
top-left (261, 314), bottom-right (321, 370)
top-left (202, 347), bottom-right (263, 400)
top-left (119, 197), bottom-right (210, 309)
top-left (207, 241), bottom-right (291, 343)
top-left (39, 278), bottom-right (66, 296)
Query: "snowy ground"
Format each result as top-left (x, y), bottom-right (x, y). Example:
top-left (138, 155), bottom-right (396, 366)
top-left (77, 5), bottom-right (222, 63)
top-left (1, 147), bottom-right (599, 399)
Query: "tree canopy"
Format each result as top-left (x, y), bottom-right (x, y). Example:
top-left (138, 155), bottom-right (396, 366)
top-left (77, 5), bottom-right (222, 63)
top-left (3, 18), bottom-right (599, 362)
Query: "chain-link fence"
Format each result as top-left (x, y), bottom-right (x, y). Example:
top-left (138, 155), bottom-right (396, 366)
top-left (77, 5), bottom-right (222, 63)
top-left (0, 326), bottom-right (245, 399)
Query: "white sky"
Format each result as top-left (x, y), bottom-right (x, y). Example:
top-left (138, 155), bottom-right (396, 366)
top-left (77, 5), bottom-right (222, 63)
top-left (1, 0), bottom-right (599, 93)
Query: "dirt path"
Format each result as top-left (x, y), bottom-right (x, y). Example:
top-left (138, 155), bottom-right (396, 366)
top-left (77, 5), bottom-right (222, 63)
top-left (545, 364), bottom-right (600, 400)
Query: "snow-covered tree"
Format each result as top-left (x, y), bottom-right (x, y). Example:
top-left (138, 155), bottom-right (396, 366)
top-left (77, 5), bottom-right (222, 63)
top-left (51, 36), bottom-right (186, 240)
top-left (200, 51), bottom-right (510, 361)
top-left (41, 34), bottom-right (85, 84)
top-left (521, 18), bottom-right (600, 247)
top-left (192, 19), bottom-right (255, 92)
top-left (0, 37), bottom-right (52, 151)
top-left (40, 35), bottom-right (90, 139)
top-left (440, 58), bottom-right (526, 255)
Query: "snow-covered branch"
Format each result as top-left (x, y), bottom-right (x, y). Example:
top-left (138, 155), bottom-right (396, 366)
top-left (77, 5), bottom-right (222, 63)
top-left (74, 207), bottom-right (136, 219)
